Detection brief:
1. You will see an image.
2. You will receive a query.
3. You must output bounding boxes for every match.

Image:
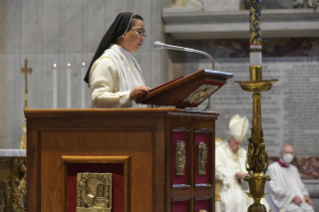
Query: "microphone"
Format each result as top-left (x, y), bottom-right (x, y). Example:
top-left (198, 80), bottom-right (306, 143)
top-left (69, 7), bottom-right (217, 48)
top-left (154, 41), bottom-right (215, 70)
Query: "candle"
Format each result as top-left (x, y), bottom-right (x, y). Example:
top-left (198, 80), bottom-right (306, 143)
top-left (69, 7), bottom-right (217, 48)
top-left (53, 63), bottom-right (57, 109)
top-left (67, 63), bottom-right (71, 108)
top-left (249, 0), bottom-right (262, 66)
top-left (81, 62), bottom-right (86, 108)
top-left (250, 45), bottom-right (262, 65)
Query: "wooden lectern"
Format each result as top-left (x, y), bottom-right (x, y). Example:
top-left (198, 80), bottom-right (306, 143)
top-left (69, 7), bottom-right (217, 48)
top-left (26, 70), bottom-right (232, 212)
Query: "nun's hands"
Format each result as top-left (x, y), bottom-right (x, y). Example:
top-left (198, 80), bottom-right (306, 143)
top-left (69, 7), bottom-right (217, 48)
top-left (130, 86), bottom-right (151, 100)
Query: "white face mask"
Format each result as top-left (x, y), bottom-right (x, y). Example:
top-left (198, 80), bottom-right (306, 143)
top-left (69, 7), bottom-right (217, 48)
top-left (283, 153), bottom-right (294, 164)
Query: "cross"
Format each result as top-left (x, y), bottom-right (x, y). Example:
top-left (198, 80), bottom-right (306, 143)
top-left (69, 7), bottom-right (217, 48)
top-left (21, 58), bottom-right (32, 109)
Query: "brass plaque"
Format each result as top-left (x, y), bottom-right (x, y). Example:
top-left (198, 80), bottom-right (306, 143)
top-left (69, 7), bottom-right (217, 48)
top-left (182, 84), bottom-right (218, 104)
top-left (77, 173), bottom-right (112, 212)
top-left (198, 142), bottom-right (207, 175)
top-left (175, 141), bottom-right (186, 176)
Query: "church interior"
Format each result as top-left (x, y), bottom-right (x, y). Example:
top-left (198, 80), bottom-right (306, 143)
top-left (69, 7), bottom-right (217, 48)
top-left (0, 0), bottom-right (318, 211)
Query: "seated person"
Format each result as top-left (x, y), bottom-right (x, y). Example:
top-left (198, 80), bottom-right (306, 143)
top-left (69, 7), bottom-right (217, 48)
top-left (216, 114), bottom-right (269, 212)
top-left (84, 12), bottom-right (150, 108)
top-left (265, 144), bottom-right (314, 212)
top-left (215, 114), bottom-right (250, 212)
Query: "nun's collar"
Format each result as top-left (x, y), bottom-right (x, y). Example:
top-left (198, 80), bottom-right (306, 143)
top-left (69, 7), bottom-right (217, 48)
top-left (108, 44), bottom-right (131, 57)
top-left (117, 45), bottom-right (131, 57)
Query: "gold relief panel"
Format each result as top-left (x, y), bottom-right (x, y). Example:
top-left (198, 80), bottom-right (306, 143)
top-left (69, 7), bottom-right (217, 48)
top-left (0, 157), bottom-right (26, 164)
top-left (0, 169), bottom-right (10, 179)
top-left (0, 160), bottom-right (27, 212)
top-left (12, 164), bottom-right (27, 212)
top-left (175, 141), bottom-right (186, 176)
top-left (198, 142), bottom-right (207, 176)
top-left (182, 84), bottom-right (218, 105)
top-left (77, 173), bottom-right (112, 212)
top-left (0, 181), bottom-right (7, 212)
top-left (0, 157), bottom-right (12, 164)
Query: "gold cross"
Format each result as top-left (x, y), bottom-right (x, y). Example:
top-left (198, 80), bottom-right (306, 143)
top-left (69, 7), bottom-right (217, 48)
top-left (21, 58), bottom-right (32, 109)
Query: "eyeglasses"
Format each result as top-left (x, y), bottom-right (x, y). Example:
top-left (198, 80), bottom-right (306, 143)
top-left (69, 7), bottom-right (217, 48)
top-left (129, 29), bottom-right (147, 39)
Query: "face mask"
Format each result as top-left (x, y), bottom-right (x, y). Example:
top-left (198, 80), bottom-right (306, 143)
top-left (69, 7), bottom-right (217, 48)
top-left (283, 153), bottom-right (294, 164)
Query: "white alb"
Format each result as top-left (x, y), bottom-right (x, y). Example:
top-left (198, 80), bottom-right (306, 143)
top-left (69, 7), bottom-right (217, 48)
top-left (265, 161), bottom-right (314, 212)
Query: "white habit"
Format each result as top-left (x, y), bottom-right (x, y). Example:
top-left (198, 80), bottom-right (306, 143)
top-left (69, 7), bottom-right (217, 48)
top-left (89, 44), bottom-right (146, 108)
top-left (265, 160), bottom-right (314, 212)
top-left (216, 141), bottom-right (249, 212)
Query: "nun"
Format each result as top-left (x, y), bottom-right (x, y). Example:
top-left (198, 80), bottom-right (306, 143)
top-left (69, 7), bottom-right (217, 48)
top-left (84, 12), bottom-right (150, 108)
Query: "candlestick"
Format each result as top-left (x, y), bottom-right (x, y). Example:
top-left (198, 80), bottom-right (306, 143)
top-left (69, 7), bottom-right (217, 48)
top-left (235, 1), bottom-right (278, 212)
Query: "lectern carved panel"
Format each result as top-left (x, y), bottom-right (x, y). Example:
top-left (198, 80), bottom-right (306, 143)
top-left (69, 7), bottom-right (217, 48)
top-left (77, 173), bottom-right (112, 212)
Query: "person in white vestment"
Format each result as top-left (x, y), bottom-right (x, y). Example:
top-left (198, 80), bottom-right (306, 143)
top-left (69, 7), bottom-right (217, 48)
top-left (216, 114), bottom-right (250, 212)
top-left (265, 144), bottom-right (314, 212)
top-left (215, 114), bottom-right (269, 212)
top-left (84, 12), bottom-right (150, 108)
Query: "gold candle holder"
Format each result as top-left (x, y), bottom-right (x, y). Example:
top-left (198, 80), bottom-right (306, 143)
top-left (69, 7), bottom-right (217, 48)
top-left (235, 68), bottom-right (277, 212)
top-left (235, 1), bottom-right (278, 211)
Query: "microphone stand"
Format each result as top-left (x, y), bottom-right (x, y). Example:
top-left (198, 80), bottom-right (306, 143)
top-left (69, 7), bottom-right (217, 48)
top-left (154, 42), bottom-right (215, 70)
top-left (154, 42), bottom-right (215, 110)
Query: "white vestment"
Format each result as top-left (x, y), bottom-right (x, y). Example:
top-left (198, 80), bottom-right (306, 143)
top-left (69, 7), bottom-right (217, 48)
top-left (216, 141), bottom-right (269, 212)
top-left (265, 161), bottom-right (314, 212)
top-left (216, 141), bottom-right (249, 212)
top-left (89, 44), bottom-right (146, 108)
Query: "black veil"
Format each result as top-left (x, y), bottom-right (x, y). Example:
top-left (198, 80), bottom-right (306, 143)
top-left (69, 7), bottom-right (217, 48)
top-left (84, 12), bottom-right (135, 85)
